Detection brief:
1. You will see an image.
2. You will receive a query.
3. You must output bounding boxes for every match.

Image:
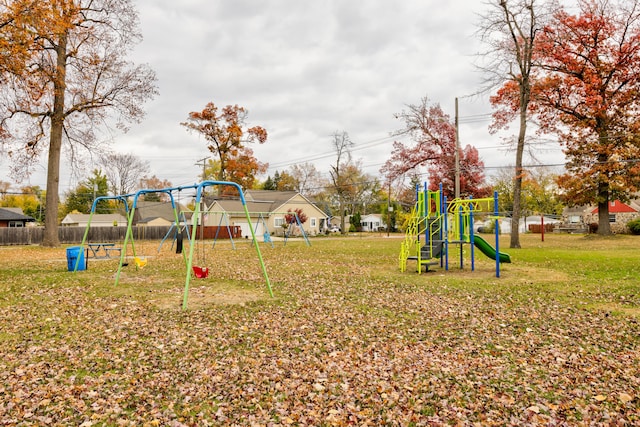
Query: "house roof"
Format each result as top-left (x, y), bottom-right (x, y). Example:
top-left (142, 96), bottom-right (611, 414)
top-left (0, 207), bottom-right (35, 222)
top-left (134, 200), bottom-right (185, 223)
top-left (138, 216), bottom-right (172, 224)
top-left (361, 213), bottom-right (383, 220)
top-left (210, 200), bottom-right (265, 216)
top-left (244, 190), bottom-right (300, 211)
top-left (591, 201), bottom-right (638, 214)
top-left (208, 190), bottom-right (326, 217)
top-left (61, 213), bottom-right (127, 224)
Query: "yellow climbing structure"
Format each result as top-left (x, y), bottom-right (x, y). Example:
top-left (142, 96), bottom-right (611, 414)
top-left (399, 187), bottom-right (443, 273)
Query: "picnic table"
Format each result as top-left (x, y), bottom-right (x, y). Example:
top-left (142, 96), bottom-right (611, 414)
top-left (87, 242), bottom-right (121, 259)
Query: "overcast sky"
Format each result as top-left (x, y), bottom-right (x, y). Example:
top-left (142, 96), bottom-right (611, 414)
top-left (1, 0), bottom-right (565, 194)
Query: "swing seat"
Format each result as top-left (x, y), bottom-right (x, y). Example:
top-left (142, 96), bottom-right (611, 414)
top-left (193, 266), bottom-right (209, 278)
top-left (134, 256), bottom-right (147, 268)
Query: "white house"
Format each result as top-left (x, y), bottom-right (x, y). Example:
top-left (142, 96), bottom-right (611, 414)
top-left (61, 213), bottom-right (128, 227)
top-left (360, 213), bottom-right (386, 232)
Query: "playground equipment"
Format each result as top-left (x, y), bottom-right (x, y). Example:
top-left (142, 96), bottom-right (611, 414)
top-left (211, 211), bottom-right (238, 249)
top-left (399, 183), bottom-right (511, 277)
top-left (74, 194), bottom-right (133, 272)
top-left (252, 213), bottom-right (274, 248)
top-left (158, 210), bottom-right (191, 253)
top-left (207, 210), bottom-right (311, 247)
top-left (123, 181), bottom-right (272, 309)
top-left (75, 181), bottom-right (272, 309)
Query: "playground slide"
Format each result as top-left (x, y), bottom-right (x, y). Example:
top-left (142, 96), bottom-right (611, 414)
top-left (473, 235), bottom-right (511, 263)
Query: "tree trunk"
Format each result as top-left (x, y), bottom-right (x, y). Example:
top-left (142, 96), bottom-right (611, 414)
top-left (42, 123), bottom-right (63, 247)
top-left (596, 180), bottom-right (611, 235)
top-left (594, 133), bottom-right (612, 235)
top-left (339, 199), bottom-right (346, 234)
top-left (510, 89), bottom-right (528, 249)
top-left (42, 33), bottom-right (68, 247)
top-left (511, 172), bottom-right (522, 248)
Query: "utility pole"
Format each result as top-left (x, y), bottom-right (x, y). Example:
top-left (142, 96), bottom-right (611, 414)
top-left (454, 97), bottom-right (461, 199)
top-left (387, 180), bottom-right (391, 237)
top-left (195, 156), bottom-right (210, 181)
top-left (195, 156), bottom-right (211, 207)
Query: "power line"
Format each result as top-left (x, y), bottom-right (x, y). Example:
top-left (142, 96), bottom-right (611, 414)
top-left (267, 134), bottom-right (398, 170)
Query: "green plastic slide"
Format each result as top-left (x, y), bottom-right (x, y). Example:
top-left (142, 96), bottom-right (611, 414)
top-left (473, 235), bottom-right (511, 263)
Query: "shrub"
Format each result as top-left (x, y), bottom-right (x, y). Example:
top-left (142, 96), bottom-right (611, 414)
top-left (627, 218), bottom-right (640, 235)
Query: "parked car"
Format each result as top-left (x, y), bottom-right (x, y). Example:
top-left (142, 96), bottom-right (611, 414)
top-left (329, 226), bottom-right (341, 233)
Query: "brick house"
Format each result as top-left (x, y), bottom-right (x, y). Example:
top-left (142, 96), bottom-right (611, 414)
top-left (583, 200), bottom-right (640, 233)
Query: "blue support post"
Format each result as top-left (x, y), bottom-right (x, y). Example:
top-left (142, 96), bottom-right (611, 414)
top-left (494, 190), bottom-right (500, 278)
top-left (439, 183), bottom-right (445, 268)
top-left (469, 197), bottom-right (475, 272)
top-left (423, 182), bottom-right (428, 246)
top-left (458, 205), bottom-right (464, 269)
top-left (443, 195), bottom-right (449, 271)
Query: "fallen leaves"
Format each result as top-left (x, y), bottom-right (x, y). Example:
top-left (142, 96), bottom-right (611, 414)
top-left (0, 239), bottom-right (639, 425)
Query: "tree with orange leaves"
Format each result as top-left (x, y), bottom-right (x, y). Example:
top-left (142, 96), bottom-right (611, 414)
top-left (494, 0), bottom-right (640, 235)
top-left (532, 0), bottom-right (640, 235)
top-left (225, 146), bottom-right (267, 191)
top-left (181, 102), bottom-right (268, 187)
top-left (0, 0), bottom-right (158, 246)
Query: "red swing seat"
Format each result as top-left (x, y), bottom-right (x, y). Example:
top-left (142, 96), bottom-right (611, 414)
top-left (192, 265), bottom-right (209, 278)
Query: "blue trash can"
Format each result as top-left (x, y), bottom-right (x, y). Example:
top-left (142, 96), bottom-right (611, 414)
top-left (66, 246), bottom-right (86, 271)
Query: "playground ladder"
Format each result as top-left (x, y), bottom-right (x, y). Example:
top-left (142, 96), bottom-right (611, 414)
top-left (399, 194), bottom-right (443, 273)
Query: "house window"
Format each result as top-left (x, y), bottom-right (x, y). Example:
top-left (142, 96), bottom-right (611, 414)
top-left (568, 215), bottom-right (581, 224)
top-left (609, 214), bottom-right (616, 223)
top-left (310, 218), bottom-right (317, 227)
top-left (8, 221), bottom-right (23, 227)
top-left (274, 217), bottom-right (284, 227)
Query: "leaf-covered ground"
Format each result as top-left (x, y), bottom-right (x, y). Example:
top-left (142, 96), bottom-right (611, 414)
top-left (0, 235), bottom-right (638, 426)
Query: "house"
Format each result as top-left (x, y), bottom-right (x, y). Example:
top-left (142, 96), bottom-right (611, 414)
top-left (133, 200), bottom-right (187, 226)
top-left (584, 200), bottom-right (640, 233)
top-left (206, 190), bottom-right (328, 237)
top-left (137, 216), bottom-right (173, 227)
top-left (360, 213), bottom-right (386, 232)
top-left (0, 207), bottom-right (36, 227)
top-left (61, 213), bottom-right (128, 227)
top-left (556, 199), bottom-right (640, 233)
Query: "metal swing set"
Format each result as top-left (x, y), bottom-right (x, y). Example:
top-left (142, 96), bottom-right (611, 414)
top-left (75, 180), bottom-right (273, 310)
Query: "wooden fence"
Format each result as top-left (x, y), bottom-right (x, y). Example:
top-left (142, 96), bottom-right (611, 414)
top-left (0, 226), bottom-right (172, 246)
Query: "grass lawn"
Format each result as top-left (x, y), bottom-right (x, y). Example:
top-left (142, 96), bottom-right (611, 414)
top-left (0, 233), bottom-right (638, 425)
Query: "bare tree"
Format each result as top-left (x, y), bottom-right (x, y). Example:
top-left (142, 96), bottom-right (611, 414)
top-left (101, 153), bottom-right (150, 196)
top-left (289, 162), bottom-right (326, 196)
top-left (138, 175), bottom-right (173, 202)
top-left (0, 180), bottom-right (9, 199)
top-left (329, 131), bottom-right (354, 233)
top-left (0, 0), bottom-right (158, 246)
top-left (477, 0), bottom-right (548, 248)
